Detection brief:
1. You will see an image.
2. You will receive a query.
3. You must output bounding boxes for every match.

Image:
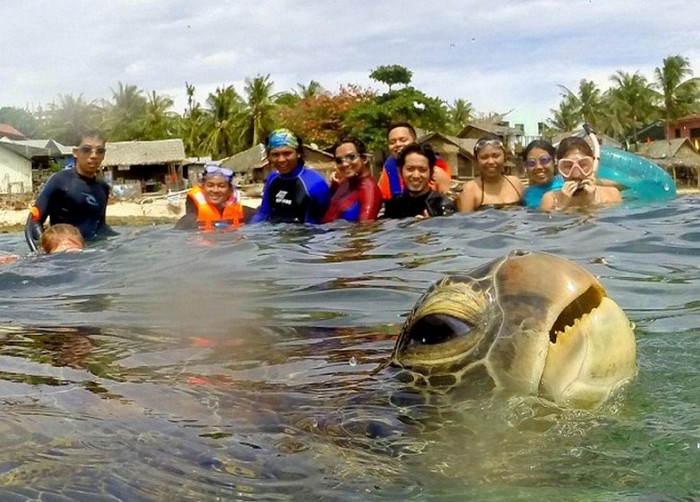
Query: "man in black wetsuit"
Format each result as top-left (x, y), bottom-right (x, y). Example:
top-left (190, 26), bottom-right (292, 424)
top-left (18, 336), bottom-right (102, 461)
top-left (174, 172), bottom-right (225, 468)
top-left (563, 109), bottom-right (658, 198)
top-left (383, 143), bottom-right (455, 219)
top-left (25, 131), bottom-right (117, 251)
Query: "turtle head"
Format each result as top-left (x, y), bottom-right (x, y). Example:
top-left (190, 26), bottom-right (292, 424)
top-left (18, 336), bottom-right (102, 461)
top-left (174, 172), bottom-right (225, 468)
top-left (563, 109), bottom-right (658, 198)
top-left (390, 251), bottom-right (637, 408)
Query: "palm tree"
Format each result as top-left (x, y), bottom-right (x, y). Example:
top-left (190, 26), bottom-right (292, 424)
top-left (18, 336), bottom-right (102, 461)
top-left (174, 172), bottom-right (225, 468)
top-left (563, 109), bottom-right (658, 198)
top-left (558, 79), bottom-right (605, 131)
top-left (447, 98), bottom-right (474, 134)
top-left (202, 85), bottom-right (243, 159)
top-left (653, 55), bottom-right (700, 137)
top-left (180, 83), bottom-right (207, 156)
top-left (141, 91), bottom-right (178, 140)
top-left (606, 71), bottom-right (658, 143)
top-left (547, 94), bottom-right (580, 133)
top-left (296, 80), bottom-right (326, 99)
top-left (237, 74), bottom-right (278, 148)
top-left (41, 93), bottom-right (103, 145)
top-left (104, 82), bottom-right (147, 140)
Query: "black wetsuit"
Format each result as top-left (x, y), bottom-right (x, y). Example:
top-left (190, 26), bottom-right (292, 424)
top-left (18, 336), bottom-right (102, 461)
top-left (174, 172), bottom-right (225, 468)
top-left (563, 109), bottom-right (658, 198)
top-left (25, 168), bottom-right (117, 250)
top-left (383, 190), bottom-right (455, 219)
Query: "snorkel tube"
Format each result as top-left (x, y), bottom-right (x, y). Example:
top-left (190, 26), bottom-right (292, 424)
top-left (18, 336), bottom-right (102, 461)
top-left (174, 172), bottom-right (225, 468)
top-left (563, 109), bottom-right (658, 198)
top-left (582, 123), bottom-right (600, 172)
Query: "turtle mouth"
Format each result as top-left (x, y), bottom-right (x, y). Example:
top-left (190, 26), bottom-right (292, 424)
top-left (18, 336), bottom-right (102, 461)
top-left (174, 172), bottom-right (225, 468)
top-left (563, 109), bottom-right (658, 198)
top-left (406, 314), bottom-right (474, 347)
top-left (549, 285), bottom-right (605, 343)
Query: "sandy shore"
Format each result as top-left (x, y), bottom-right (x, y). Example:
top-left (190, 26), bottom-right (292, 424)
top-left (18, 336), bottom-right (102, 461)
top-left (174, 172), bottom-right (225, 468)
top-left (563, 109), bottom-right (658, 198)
top-left (0, 196), bottom-right (262, 229)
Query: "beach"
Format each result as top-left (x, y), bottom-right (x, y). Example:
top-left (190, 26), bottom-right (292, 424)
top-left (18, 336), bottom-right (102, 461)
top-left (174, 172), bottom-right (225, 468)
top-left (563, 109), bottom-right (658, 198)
top-left (0, 195), bottom-right (262, 231)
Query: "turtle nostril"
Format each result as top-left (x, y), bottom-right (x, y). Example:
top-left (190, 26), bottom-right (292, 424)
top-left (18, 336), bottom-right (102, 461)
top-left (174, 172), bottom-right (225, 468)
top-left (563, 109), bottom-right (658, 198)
top-left (408, 314), bottom-right (473, 346)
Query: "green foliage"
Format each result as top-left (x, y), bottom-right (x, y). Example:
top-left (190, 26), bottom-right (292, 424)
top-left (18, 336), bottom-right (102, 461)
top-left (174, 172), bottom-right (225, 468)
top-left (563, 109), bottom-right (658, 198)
top-left (0, 106), bottom-right (40, 137)
top-left (369, 65), bottom-right (413, 92)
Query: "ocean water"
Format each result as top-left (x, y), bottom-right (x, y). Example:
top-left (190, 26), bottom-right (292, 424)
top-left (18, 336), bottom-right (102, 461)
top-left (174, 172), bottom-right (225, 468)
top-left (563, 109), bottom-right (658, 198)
top-left (0, 196), bottom-right (697, 501)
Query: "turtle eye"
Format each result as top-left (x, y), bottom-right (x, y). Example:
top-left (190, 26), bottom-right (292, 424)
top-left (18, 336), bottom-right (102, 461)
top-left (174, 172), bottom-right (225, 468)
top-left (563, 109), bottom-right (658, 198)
top-left (407, 314), bottom-right (474, 346)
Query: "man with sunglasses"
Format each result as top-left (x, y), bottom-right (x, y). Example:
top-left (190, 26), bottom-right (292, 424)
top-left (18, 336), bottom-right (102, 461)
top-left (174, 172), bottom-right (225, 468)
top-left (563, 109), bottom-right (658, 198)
top-left (251, 129), bottom-right (331, 224)
top-left (25, 131), bottom-right (117, 251)
top-left (175, 163), bottom-right (252, 231)
top-left (540, 137), bottom-right (621, 212)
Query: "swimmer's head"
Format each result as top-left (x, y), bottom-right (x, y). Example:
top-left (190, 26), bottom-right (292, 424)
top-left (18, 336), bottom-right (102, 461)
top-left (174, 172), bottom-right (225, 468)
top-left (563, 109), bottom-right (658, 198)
top-left (202, 162), bottom-right (234, 183)
top-left (41, 224), bottom-right (85, 254)
top-left (266, 129), bottom-right (304, 175)
top-left (556, 137), bottom-right (594, 159)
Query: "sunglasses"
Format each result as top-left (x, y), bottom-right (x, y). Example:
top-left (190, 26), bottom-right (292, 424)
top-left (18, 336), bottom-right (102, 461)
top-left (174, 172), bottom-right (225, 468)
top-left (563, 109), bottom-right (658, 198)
top-left (77, 145), bottom-right (106, 155)
top-left (204, 165), bottom-right (233, 179)
top-left (333, 152), bottom-right (361, 165)
top-left (557, 156), bottom-right (595, 177)
top-left (474, 138), bottom-right (504, 152)
top-left (525, 155), bottom-right (553, 169)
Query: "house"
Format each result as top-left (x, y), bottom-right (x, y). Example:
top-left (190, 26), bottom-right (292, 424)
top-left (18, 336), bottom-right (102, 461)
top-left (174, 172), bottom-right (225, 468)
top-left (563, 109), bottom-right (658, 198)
top-left (0, 137), bottom-right (73, 194)
top-left (101, 139), bottom-right (186, 195)
top-left (0, 142), bottom-right (34, 194)
top-left (457, 118), bottom-right (525, 152)
top-left (0, 123), bottom-right (26, 140)
top-left (634, 138), bottom-right (700, 188)
top-left (666, 114), bottom-right (700, 151)
top-left (415, 131), bottom-right (476, 179)
top-left (221, 143), bottom-right (334, 184)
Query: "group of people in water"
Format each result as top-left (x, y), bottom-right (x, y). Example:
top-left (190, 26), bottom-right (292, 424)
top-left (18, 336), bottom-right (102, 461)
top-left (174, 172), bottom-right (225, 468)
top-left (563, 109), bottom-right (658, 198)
top-left (13, 122), bottom-right (623, 255)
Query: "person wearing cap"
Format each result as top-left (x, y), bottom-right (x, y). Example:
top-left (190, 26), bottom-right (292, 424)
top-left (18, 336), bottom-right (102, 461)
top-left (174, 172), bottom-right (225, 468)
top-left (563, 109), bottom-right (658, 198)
top-left (251, 129), bottom-right (331, 224)
top-left (174, 163), bottom-right (251, 231)
top-left (457, 134), bottom-right (523, 212)
top-left (24, 130), bottom-right (118, 252)
top-left (377, 122), bottom-right (452, 201)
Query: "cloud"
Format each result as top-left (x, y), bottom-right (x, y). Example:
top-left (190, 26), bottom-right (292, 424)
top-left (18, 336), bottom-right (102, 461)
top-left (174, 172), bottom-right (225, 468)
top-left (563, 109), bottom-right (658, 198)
top-left (1, 0), bottom-right (699, 134)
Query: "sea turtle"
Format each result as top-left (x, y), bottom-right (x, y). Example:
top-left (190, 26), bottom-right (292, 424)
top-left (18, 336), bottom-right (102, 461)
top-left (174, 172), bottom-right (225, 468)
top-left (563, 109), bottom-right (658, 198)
top-left (389, 250), bottom-right (637, 408)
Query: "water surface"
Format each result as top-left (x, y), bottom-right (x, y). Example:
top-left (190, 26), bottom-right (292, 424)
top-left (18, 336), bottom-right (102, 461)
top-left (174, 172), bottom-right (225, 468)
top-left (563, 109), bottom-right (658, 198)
top-left (0, 197), bottom-right (698, 501)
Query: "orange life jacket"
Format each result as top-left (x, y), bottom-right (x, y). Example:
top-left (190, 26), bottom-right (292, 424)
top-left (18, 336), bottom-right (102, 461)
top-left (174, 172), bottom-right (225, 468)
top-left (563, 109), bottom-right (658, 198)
top-left (188, 185), bottom-right (244, 231)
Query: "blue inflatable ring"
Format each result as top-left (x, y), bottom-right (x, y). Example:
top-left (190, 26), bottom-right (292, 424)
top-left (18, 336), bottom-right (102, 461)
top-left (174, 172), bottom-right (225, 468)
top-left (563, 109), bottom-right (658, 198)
top-left (597, 146), bottom-right (676, 200)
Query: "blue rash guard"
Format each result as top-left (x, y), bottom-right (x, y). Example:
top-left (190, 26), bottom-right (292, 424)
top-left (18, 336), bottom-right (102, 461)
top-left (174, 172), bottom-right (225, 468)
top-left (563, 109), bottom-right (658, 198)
top-left (24, 168), bottom-right (117, 250)
top-left (522, 175), bottom-right (565, 208)
top-left (251, 164), bottom-right (331, 224)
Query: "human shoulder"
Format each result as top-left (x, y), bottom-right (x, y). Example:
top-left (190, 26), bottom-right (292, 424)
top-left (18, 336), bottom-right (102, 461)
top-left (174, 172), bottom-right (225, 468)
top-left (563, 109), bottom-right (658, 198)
top-left (539, 190), bottom-right (557, 212)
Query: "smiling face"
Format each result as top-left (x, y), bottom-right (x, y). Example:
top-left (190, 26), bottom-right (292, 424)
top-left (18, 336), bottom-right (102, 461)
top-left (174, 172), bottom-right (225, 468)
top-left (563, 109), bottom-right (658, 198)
top-left (401, 152), bottom-right (432, 196)
top-left (476, 145), bottom-right (505, 179)
top-left (525, 147), bottom-right (555, 185)
top-left (267, 146), bottom-right (300, 175)
top-left (333, 142), bottom-right (367, 179)
top-left (73, 135), bottom-right (106, 178)
top-left (387, 126), bottom-right (416, 159)
top-left (202, 175), bottom-right (233, 206)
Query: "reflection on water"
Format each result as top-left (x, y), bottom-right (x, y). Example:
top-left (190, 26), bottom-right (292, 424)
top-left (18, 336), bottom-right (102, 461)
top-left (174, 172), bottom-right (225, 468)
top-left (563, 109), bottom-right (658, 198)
top-left (0, 197), bottom-right (698, 500)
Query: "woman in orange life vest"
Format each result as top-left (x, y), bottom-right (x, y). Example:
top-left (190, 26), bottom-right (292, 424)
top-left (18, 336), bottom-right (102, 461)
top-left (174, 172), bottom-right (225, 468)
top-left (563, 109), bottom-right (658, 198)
top-left (175, 163), bottom-right (251, 231)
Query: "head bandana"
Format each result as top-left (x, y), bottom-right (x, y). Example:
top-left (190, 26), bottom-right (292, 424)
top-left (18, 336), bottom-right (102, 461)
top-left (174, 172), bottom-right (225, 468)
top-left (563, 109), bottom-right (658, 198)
top-left (266, 129), bottom-right (299, 151)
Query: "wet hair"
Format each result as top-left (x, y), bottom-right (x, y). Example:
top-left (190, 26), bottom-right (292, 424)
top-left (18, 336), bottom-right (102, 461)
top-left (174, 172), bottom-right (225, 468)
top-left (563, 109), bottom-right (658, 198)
top-left (522, 139), bottom-right (555, 160)
top-left (40, 224), bottom-right (85, 253)
top-left (474, 133), bottom-right (505, 154)
top-left (332, 136), bottom-right (367, 156)
top-left (397, 143), bottom-right (436, 172)
top-left (79, 130), bottom-right (106, 145)
top-left (386, 122), bottom-right (417, 140)
top-left (557, 136), bottom-right (593, 159)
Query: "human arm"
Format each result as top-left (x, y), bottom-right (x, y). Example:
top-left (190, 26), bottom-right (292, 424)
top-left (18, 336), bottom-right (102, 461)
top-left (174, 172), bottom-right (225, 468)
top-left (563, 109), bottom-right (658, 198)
top-left (23, 174), bottom-right (61, 251)
top-left (539, 191), bottom-right (556, 212)
top-left (433, 158), bottom-right (453, 194)
top-left (305, 176), bottom-right (332, 224)
top-left (250, 176), bottom-right (273, 224)
top-left (357, 179), bottom-right (383, 221)
top-left (457, 180), bottom-right (478, 212)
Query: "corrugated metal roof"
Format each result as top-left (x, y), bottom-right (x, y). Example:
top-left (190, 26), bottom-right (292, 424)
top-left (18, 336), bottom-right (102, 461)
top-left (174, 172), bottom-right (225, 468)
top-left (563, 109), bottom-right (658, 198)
top-left (0, 124), bottom-right (25, 139)
top-left (0, 138), bottom-right (72, 156)
top-left (102, 139), bottom-right (186, 166)
top-left (220, 144), bottom-right (266, 172)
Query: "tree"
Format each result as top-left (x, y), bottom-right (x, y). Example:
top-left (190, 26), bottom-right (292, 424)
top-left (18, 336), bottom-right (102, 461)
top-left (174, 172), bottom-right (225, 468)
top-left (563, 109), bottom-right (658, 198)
top-left (557, 79), bottom-right (605, 131)
top-left (0, 106), bottom-right (41, 138)
top-left (141, 91), bottom-right (178, 140)
top-left (274, 84), bottom-right (375, 148)
top-left (237, 74), bottom-right (278, 148)
top-left (653, 55), bottom-right (700, 136)
top-left (605, 70), bottom-right (658, 143)
top-left (41, 93), bottom-right (103, 146)
top-left (180, 82), bottom-right (207, 157)
top-left (446, 99), bottom-right (474, 134)
top-left (547, 94), bottom-right (580, 133)
top-left (104, 82), bottom-right (147, 141)
top-left (369, 65), bottom-right (413, 93)
top-left (202, 85), bottom-right (243, 159)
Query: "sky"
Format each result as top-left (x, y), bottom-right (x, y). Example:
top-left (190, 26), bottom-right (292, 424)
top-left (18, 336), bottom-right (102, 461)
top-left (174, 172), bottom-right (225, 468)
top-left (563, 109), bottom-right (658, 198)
top-left (2, 0), bottom-right (699, 135)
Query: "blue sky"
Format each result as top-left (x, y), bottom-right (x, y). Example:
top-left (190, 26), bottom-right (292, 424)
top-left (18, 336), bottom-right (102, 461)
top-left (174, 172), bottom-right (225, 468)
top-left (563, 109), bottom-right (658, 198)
top-left (2, 0), bottom-right (699, 134)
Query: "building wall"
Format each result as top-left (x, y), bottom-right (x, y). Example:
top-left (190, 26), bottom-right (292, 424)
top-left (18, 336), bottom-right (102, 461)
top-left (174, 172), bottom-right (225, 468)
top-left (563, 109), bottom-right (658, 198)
top-left (668, 116), bottom-right (700, 150)
top-left (0, 146), bottom-right (32, 194)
